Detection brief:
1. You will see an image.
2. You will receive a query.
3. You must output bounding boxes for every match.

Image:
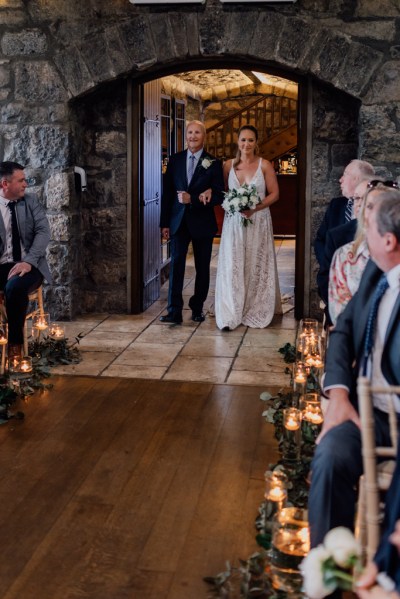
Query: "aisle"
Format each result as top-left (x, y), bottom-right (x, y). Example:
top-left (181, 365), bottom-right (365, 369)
top-left (50, 239), bottom-right (296, 386)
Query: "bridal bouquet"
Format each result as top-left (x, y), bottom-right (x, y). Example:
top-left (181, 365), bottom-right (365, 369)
top-left (222, 183), bottom-right (261, 227)
top-left (300, 527), bottom-right (362, 598)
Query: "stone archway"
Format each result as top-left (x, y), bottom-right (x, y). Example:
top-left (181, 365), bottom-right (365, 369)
top-left (4, 6), bottom-right (397, 319)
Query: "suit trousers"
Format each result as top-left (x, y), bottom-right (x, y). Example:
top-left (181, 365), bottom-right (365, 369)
top-left (0, 263), bottom-right (43, 344)
top-left (308, 410), bottom-right (392, 548)
top-left (168, 219), bottom-right (213, 316)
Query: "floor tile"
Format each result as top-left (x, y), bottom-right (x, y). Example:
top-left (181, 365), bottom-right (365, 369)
top-left (164, 356), bottom-right (232, 383)
top-left (51, 351), bottom-right (117, 376)
top-left (101, 364), bottom-right (167, 379)
top-left (135, 323), bottom-right (195, 344)
top-left (76, 330), bottom-right (138, 352)
top-left (242, 328), bottom-right (296, 348)
top-left (113, 342), bottom-right (183, 366)
top-left (181, 334), bottom-right (241, 357)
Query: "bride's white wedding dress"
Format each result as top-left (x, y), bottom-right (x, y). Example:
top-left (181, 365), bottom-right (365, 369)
top-left (215, 159), bottom-right (282, 330)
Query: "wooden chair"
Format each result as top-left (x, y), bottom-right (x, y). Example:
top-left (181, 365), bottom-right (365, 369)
top-left (24, 285), bottom-right (45, 355)
top-left (357, 376), bottom-right (400, 562)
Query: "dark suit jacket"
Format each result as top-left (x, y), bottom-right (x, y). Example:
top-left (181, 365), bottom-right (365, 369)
top-left (317, 219), bottom-right (357, 305)
top-left (314, 196), bottom-right (349, 266)
top-left (0, 193), bottom-right (52, 283)
top-left (324, 259), bottom-right (400, 403)
top-left (160, 150), bottom-right (224, 239)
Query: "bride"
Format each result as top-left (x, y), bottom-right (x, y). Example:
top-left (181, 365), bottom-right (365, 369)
top-left (214, 124), bottom-right (282, 330)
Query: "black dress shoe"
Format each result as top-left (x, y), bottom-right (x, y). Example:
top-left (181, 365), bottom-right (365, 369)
top-left (222, 326), bottom-right (231, 331)
top-left (191, 312), bottom-right (205, 323)
top-left (159, 314), bottom-right (182, 324)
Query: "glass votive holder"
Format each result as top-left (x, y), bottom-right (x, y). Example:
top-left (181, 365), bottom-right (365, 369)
top-left (293, 361), bottom-right (307, 394)
top-left (299, 318), bottom-right (319, 335)
top-left (283, 408), bottom-right (302, 461)
top-left (270, 507), bottom-right (310, 593)
top-left (33, 312), bottom-right (50, 332)
top-left (8, 355), bottom-right (33, 378)
top-left (49, 323), bottom-right (65, 340)
top-left (264, 470), bottom-right (288, 505)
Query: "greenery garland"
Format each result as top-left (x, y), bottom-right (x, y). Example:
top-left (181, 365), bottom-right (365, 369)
top-left (204, 343), bottom-right (320, 598)
top-left (0, 335), bottom-right (82, 424)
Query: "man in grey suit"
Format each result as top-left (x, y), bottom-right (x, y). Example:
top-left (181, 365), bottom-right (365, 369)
top-left (0, 161), bottom-right (51, 358)
top-left (309, 187), bottom-right (400, 563)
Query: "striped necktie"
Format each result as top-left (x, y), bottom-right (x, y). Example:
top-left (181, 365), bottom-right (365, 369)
top-left (8, 201), bottom-right (22, 262)
top-left (188, 154), bottom-right (196, 184)
top-left (344, 198), bottom-right (354, 222)
top-left (362, 273), bottom-right (389, 376)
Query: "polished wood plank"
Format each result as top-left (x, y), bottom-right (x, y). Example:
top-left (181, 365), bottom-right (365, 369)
top-left (1, 377), bottom-right (281, 599)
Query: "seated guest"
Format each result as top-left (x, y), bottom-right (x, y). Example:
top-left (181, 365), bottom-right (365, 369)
top-left (0, 161), bottom-right (52, 358)
top-left (328, 179), bottom-right (375, 325)
top-left (308, 188), bottom-right (400, 598)
top-left (314, 159), bottom-right (375, 268)
top-left (317, 177), bottom-right (381, 311)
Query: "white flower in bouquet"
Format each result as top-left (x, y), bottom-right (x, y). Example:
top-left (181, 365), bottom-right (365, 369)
top-left (300, 526), bottom-right (362, 599)
top-left (222, 182), bottom-right (262, 227)
top-left (300, 545), bottom-right (332, 599)
top-left (324, 526), bottom-right (361, 568)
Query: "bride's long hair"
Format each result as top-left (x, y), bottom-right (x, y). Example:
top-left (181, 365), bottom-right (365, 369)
top-left (233, 125), bottom-right (259, 168)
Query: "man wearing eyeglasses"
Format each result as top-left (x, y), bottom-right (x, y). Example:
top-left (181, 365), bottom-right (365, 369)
top-left (0, 161), bottom-right (51, 359)
top-left (314, 160), bottom-right (375, 268)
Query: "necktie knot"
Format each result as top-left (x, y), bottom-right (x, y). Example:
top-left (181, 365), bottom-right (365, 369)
top-left (362, 273), bottom-right (389, 375)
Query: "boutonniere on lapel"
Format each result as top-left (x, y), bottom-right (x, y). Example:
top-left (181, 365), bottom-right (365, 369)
top-left (201, 157), bottom-right (215, 170)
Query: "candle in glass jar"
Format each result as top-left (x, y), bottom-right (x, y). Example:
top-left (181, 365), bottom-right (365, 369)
top-left (35, 319), bottom-right (48, 330)
top-left (286, 417), bottom-right (300, 431)
top-left (0, 335), bottom-right (7, 345)
top-left (303, 410), bottom-right (323, 425)
top-left (268, 487), bottom-right (287, 502)
top-left (20, 357), bottom-right (32, 373)
top-left (49, 324), bottom-right (65, 339)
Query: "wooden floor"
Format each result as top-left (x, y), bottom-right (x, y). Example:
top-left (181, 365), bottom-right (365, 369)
top-left (0, 376), bottom-right (280, 599)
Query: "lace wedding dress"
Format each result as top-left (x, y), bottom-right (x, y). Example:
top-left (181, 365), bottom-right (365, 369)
top-left (215, 159), bottom-right (282, 330)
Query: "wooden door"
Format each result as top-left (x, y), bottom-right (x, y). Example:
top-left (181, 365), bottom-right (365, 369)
top-left (142, 80), bottom-right (162, 310)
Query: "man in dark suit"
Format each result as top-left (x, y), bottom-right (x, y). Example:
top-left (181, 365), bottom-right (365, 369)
top-left (309, 187), bottom-right (400, 556)
top-left (314, 159), bottom-right (375, 267)
top-left (0, 161), bottom-right (52, 358)
top-left (159, 120), bottom-right (224, 324)
top-left (316, 177), bottom-right (372, 307)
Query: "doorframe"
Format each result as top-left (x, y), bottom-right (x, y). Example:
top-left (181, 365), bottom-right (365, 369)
top-left (127, 59), bottom-right (308, 317)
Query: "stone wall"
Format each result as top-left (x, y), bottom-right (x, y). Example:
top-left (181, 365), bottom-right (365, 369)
top-left (0, 0), bottom-right (399, 318)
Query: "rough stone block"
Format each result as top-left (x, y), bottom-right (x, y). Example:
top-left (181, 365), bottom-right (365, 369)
top-left (331, 144), bottom-right (358, 168)
top-left (95, 131), bottom-right (127, 156)
top-left (15, 62), bottom-right (68, 103)
top-left (249, 11), bottom-right (283, 60)
top-left (118, 16), bottom-right (157, 69)
top-left (311, 31), bottom-right (351, 83)
top-left (169, 13), bottom-right (191, 58)
top-left (360, 103), bottom-right (400, 163)
top-left (78, 33), bottom-right (119, 83)
top-left (0, 62), bottom-right (10, 87)
top-left (149, 14), bottom-right (177, 62)
top-left (46, 242), bottom-right (70, 285)
top-left (3, 125), bottom-right (70, 170)
top-left (48, 214), bottom-right (71, 242)
top-left (46, 172), bottom-right (72, 210)
top-left (337, 41), bottom-right (383, 97)
top-left (363, 60), bottom-right (400, 105)
top-left (224, 11), bottom-right (258, 55)
top-left (356, 0), bottom-right (400, 18)
top-left (53, 47), bottom-right (93, 98)
top-left (277, 17), bottom-right (317, 67)
top-left (104, 26), bottom-right (132, 74)
top-left (1, 29), bottom-right (47, 56)
top-left (0, 9), bottom-right (28, 25)
top-left (45, 286), bottom-right (72, 321)
top-left (198, 9), bottom-right (229, 55)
